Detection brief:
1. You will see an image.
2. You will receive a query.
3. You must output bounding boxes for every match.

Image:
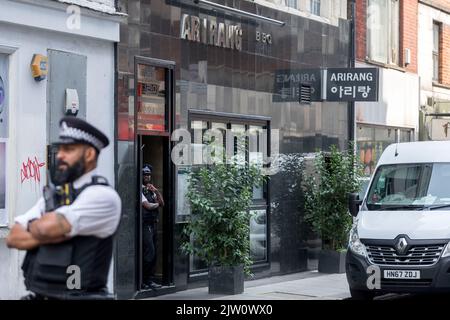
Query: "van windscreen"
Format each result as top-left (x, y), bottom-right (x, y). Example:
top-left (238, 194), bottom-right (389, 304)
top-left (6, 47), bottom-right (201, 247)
top-left (366, 163), bottom-right (450, 210)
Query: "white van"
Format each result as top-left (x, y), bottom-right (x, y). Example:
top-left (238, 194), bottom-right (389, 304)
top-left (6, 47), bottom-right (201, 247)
top-left (347, 141), bottom-right (450, 299)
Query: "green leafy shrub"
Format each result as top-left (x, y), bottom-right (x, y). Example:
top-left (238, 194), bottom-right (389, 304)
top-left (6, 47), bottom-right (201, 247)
top-left (181, 160), bottom-right (266, 275)
top-left (303, 144), bottom-right (363, 251)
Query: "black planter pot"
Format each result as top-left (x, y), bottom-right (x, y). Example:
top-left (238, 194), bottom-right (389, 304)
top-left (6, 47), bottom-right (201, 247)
top-left (208, 265), bottom-right (244, 295)
top-left (318, 250), bottom-right (346, 273)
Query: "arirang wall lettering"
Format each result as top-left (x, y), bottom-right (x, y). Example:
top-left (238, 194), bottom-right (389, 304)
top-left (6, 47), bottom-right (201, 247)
top-left (180, 14), bottom-right (243, 51)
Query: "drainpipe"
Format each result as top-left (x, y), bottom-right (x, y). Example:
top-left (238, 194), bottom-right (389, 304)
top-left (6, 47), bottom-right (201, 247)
top-left (348, 0), bottom-right (356, 144)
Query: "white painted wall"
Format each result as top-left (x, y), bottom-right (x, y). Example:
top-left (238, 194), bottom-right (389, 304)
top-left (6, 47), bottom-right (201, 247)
top-left (355, 62), bottom-right (420, 137)
top-left (0, 0), bottom-right (118, 300)
top-left (418, 3), bottom-right (450, 106)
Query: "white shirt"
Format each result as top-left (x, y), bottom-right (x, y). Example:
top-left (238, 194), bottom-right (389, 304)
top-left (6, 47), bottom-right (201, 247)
top-left (14, 170), bottom-right (122, 239)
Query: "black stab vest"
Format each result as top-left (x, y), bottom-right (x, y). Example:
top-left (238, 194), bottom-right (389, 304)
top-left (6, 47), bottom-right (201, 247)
top-left (142, 186), bottom-right (159, 223)
top-left (22, 176), bottom-right (115, 299)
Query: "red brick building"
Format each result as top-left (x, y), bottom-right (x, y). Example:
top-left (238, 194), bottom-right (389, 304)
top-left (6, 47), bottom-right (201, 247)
top-left (418, 0), bottom-right (450, 141)
top-left (352, 0), bottom-right (419, 176)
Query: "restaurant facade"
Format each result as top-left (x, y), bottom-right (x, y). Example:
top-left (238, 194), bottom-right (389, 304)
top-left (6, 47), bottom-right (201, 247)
top-left (114, 0), bottom-right (351, 299)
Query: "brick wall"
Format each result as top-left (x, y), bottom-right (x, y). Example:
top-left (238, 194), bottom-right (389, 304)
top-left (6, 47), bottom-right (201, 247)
top-left (441, 24), bottom-right (450, 85)
top-left (401, 0), bottom-right (418, 73)
top-left (354, 0), bottom-right (418, 73)
top-left (355, 0), bottom-right (366, 61)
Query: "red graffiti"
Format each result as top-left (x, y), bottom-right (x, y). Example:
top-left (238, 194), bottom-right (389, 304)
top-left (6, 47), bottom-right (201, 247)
top-left (21, 156), bottom-right (46, 184)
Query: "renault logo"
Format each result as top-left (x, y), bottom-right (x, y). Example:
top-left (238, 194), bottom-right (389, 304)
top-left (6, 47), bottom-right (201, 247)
top-left (395, 237), bottom-right (408, 255)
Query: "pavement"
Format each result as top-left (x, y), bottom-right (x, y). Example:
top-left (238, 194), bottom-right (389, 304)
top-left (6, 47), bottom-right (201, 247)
top-left (147, 271), bottom-right (351, 300)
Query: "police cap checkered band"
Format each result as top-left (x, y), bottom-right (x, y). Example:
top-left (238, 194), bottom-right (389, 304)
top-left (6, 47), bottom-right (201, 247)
top-left (57, 116), bottom-right (109, 152)
top-left (142, 164), bottom-right (152, 174)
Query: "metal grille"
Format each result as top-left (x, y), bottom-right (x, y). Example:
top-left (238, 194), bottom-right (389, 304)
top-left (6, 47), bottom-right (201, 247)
top-left (299, 84), bottom-right (311, 104)
top-left (381, 279), bottom-right (432, 287)
top-left (366, 244), bottom-right (445, 266)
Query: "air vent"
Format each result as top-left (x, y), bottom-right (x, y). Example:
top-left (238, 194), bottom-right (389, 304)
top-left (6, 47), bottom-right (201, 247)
top-left (299, 83), bottom-right (311, 105)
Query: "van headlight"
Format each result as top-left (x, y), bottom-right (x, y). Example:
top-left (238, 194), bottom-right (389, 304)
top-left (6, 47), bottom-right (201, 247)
top-left (442, 242), bottom-right (450, 257)
top-left (349, 225), bottom-right (367, 257)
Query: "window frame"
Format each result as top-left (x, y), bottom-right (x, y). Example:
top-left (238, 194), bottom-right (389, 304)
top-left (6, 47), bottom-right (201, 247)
top-left (433, 21), bottom-right (441, 83)
top-left (366, 0), bottom-right (400, 66)
top-left (0, 52), bottom-right (10, 227)
top-left (356, 123), bottom-right (414, 176)
top-left (310, 0), bottom-right (321, 16)
top-left (186, 110), bottom-right (272, 274)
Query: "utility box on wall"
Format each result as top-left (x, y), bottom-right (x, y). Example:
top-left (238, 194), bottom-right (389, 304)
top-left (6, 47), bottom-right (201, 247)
top-left (47, 50), bottom-right (87, 143)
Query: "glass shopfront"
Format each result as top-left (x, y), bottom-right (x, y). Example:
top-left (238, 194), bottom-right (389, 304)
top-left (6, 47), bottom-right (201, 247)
top-left (115, 0), bottom-right (351, 299)
top-left (186, 112), bottom-right (270, 274)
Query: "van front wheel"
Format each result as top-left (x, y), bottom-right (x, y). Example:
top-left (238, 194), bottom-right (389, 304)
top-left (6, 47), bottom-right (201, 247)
top-left (350, 288), bottom-right (376, 300)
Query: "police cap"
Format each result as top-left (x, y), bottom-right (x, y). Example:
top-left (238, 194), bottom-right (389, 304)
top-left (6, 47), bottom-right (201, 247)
top-left (56, 116), bottom-right (109, 153)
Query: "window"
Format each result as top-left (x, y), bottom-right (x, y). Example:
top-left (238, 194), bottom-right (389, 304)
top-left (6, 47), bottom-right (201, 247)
top-left (399, 128), bottom-right (412, 143)
top-left (366, 163), bottom-right (450, 210)
top-left (433, 22), bottom-right (441, 82)
top-left (357, 124), bottom-right (413, 176)
top-left (0, 53), bottom-right (8, 226)
top-left (310, 0), bottom-right (320, 16)
top-left (286, 0), bottom-right (298, 10)
top-left (367, 0), bottom-right (399, 65)
top-left (136, 64), bottom-right (167, 133)
top-left (186, 113), bottom-right (270, 273)
top-left (250, 209), bottom-right (267, 262)
top-left (249, 125), bottom-right (265, 200)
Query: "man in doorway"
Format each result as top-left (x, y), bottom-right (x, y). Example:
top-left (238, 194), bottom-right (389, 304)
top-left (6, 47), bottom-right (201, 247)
top-left (6, 116), bottom-right (121, 300)
top-left (141, 164), bottom-right (164, 290)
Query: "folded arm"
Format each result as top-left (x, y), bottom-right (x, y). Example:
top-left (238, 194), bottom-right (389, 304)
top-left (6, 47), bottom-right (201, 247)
top-left (6, 215), bottom-right (70, 251)
top-left (7, 198), bottom-right (69, 250)
top-left (28, 212), bottom-right (71, 243)
top-left (154, 189), bottom-right (164, 207)
top-left (143, 200), bottom-right (159, 210)
top-left (6, 224), bottom-right (40, 250)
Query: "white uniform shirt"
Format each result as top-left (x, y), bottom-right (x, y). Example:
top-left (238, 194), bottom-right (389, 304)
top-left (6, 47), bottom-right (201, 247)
top-left (14, 170), bottom-right (122, 239)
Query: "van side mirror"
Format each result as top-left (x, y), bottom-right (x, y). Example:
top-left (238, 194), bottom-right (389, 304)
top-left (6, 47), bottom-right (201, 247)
top-left (348, 193), bottom-right (362, 217)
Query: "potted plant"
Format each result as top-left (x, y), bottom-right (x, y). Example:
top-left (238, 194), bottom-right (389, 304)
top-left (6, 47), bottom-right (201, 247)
top-left (303, 144), bottom-right (362, 273)
top-left (181, 159), bottom-right (265, 294)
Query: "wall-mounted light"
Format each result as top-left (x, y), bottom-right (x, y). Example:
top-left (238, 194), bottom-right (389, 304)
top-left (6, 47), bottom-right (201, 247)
top-left (193, 0), bottom-right (286, 26)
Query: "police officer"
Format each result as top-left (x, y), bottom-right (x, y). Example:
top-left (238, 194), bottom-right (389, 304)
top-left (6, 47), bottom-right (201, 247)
top-left (141, 164), bottom-right (164, 290)
top-left (6, 116), bottom-right (121, 300)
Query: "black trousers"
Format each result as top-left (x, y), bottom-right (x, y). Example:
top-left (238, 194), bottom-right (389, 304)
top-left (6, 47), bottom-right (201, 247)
top-left (142, 220), bottom-right (157, 284)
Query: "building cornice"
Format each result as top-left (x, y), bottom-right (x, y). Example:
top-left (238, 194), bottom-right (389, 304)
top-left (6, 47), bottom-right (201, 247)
top-left (419, 0), bottom-right (450, 16)
top-left (0, 0), bottom-right (123, 42)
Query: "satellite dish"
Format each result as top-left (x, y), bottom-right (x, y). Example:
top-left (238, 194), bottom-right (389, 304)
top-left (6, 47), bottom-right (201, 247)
top-left (0, 76), bottom-right (4, 115)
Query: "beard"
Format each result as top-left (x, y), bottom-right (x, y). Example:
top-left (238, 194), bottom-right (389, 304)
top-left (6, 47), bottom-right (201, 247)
top-left (143, 176), bottom-right (151, 185)
top-left (52, 158), bottom-right (86, 185)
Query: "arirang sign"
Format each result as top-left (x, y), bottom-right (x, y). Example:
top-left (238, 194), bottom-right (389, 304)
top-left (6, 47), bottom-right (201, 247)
top-left (325, 68), bottom-right (379, 102)
top-left (273, 67), bottom-right (379, 103)
top-left (273, 69), bottom-right (322, 102)
top-left (180, 14), bottom-right (243, 51)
